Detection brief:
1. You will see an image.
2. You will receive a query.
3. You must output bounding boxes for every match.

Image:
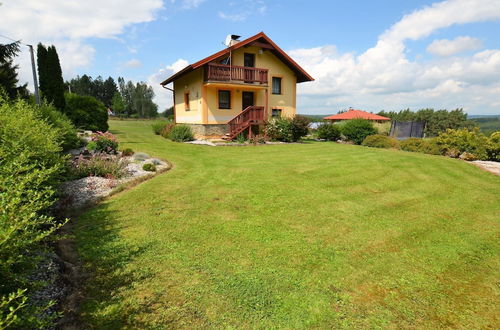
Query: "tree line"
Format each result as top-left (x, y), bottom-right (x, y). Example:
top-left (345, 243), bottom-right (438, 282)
top-left (66, 75), bottom-right (158, 118)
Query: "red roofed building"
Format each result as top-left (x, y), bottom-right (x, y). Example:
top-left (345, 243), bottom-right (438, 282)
top-left (324, 109), bottom-right (390, 122)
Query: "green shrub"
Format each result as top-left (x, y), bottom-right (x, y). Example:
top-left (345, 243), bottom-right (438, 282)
top-left (64, 93), bottom-right (108, 131)
top-left (291, 115), bottom-right (311, 141)
top-left (486, 131), bottom-right (500, 161)
top-left (142, 163), bottom-right (156, 172)
top-left (400, 138), bottom-right (425, 152)
top-left (38, 102), bottom-right (80, 150)
top-left (266, 115), bottom-right (310, 142)
top-left (373, 122), bottom-right (391, 135)
top-left (169, 125), bottom-right (194, 142)
top-left (316, 123), bottom-right (341, 141)
top-left (236, 133), bottom-right (246, 144)
top-left (436, 128), bottom-right (488, 160)
top-left (121, 148), bottom-right (134, 156)
top-left (399, 138), bottom-right (441, 155)
top-left (421, 138), bottom-right (442, 155)
top-left (362, 134), bottom-right (399, 148)
top-left (160, 123), bottom-right (175, 138)
top-left (86, 140), bottom-right (97, 151)
top-left (266, 117), bottom-right (293, 142)
top-left (152, 121), bottom-right (168, 135)
top-left (0, 97), bottom-right (66, 327)
top-left (90, 131), bottom-right (118, 154)
top-left (340, 119), bottom-right (378, 145)
top-left (70, 154), bottom-right (129, 179)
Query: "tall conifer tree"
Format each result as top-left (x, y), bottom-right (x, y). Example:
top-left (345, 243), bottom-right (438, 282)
top-left (37, 43), bottom-right (65, 110)
top-left (0, 41), bottom-right (28, 99)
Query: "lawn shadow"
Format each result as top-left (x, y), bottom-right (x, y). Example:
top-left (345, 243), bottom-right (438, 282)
top-left (68, 204), bottom-right (158, 329)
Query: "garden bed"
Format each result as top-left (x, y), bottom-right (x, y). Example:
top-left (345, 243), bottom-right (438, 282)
top-left (59, 154), bottom-right (170, 209)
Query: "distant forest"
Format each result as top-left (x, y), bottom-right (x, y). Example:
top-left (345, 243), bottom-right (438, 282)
top-left (470, 116), bottom-right (500, 136)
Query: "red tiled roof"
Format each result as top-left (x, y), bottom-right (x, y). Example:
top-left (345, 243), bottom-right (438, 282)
top-left (160, 32), bottom-right (314, 85)
top-left (323, 109), bottom-right (390, 121)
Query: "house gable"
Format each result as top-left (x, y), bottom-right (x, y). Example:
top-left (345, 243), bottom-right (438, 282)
top-left (161, 32), bottom-right (313, 86)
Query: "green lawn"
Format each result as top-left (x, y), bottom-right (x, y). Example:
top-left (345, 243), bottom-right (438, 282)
top-left (75, 120), bottom-right (499, 328)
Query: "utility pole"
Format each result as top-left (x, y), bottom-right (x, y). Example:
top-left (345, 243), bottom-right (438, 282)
top-left (28, 44), bottom-right (40, 105)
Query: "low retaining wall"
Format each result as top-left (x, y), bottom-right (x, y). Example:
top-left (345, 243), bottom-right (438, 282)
top-left (183, 124), bottom-right (229, 139)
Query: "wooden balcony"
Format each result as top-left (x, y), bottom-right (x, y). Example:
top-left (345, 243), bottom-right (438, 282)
top-left (205, 63), bottom-right (268, 85)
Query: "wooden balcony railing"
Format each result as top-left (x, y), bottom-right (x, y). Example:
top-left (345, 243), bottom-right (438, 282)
top-left (206, 63), bottom-right (268, 84)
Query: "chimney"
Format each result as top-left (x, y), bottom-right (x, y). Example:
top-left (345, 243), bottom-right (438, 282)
top-left (228, 34), bottom-right (241, 46)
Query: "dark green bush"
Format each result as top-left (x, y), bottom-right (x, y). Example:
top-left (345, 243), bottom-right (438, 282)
top-left (0, 97), bottom-right (66, 328)
top-left (70, 154), bottom-right (128, 179)
top-left (341, 119), bottom-right (377, 145)
top-left (142, 163), bottom-right (156, 172)
top-left (436, 128), bottom-right (488, 160)
top-left (316, 123), bottom-right (341, 141)
top-left (362, 134), bottom-right (399, 149)
top-left (169, 125), bottom-right (194, 142)
top-left (64, 93), bottom-right (108, 132)
top-left (291, 115), bottom-right (311, 141)
top-left (266, 116), bottom-right (310, 142)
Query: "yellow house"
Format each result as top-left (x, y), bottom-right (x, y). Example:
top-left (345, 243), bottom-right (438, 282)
top-left (160, 32), bottom-right (314, 140)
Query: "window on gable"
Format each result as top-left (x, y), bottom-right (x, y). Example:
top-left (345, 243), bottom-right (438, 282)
top-left (218, 90), bottom-right (231, 109)
top-left (184, 92), bottom-right (190, 110)
top-left (272, 77), bottom-right (282, 94)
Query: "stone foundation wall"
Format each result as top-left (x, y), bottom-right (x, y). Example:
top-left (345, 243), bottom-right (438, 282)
top-left (184, 124), bottom-right (229, 139)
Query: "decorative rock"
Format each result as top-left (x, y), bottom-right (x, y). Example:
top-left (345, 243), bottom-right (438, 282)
top-left (459, 152), bottom-right (477, 161)
top-left (133, 152), bottom-right (150, 161)
top-left (445, 148), bottom-right (461, 158)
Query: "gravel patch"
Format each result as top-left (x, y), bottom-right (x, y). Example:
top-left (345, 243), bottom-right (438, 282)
top-left (59, 156), bottom-right (170, 209)
top-left (28, 252), bottom-right (66, 328)
top-left (185, 140), bottom-right (216, 146)
top-left (471, 160), bottom-right (500, 176)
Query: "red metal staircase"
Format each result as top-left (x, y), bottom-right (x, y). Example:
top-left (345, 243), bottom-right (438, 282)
top-left (223, 106), bottom-right (266, 140)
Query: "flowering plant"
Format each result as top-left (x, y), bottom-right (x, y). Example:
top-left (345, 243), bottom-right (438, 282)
top-left (90, 131), bottom-right (118, 154)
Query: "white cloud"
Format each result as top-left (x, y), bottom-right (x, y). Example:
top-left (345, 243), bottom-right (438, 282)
top-left (427, 36), bottom-right (483, 56)
top-left (218, 11), bottom-right (247, 22)
top-left (180, 0), bottom-right (206, 9)
top-left (148, 59), bottom-right (189, 110)
top-left (218, 0), bottom-right (267, 22)
top-left (124, 59), bottom-right (142, 68)
top-left (0, 0), bottom-right (163, 89)
top-left (290, 0), bottom-right (500, 115)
